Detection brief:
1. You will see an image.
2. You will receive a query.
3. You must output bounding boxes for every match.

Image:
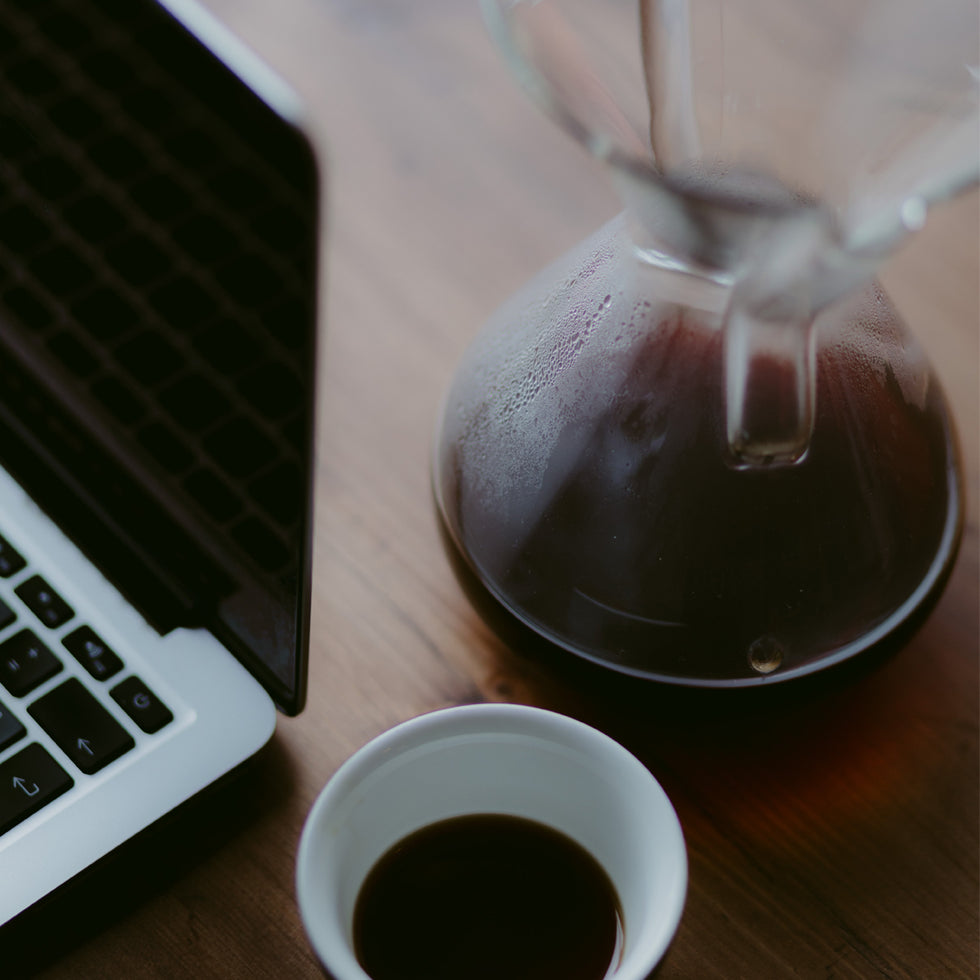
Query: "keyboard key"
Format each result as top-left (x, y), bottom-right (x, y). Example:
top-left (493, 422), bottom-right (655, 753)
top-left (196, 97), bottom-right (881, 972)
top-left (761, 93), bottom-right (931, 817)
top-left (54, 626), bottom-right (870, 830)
top-left (0, 743), bottom-right (73, 836)
top-left (114, 331), bottom-right (183, 386)
top-left (216, 250), bottom-right (283, 306)
top-left (118, 83), bottom-right (175, 131)
top-left (64, 193), bottom-right (126, 244)
top-left (209, 164), bottom-right (265, 211)
top-left (184, 467), bottom-right (242, 523)
top-left (192, 317), bottom-right (260, 374)
top-left (130, 173), bottom-right (191, 223)
top-left (23, 155), bottom-right (83, 201)
top-left (80, 48), bottom-right (135, 91)
top-left (2, 285), bottom-right (55, 332)
top-left (111, 676), bottom-right (173, 734)
top-left (29, 679), bottom-right (134, 775)
top-left (0, 203), bottom-right (51, 253)
top-left (0, 533), bottom-right (26, 577)
top-left (91, 374), bottom-right (147, 425)
top-left (248, 461), bottom-right (303, 525)
top-left (15, 575), bottom-right (74, 629)
top-left (37, 6), bottom-right (93, 50)
top-left (172, 212), bottom-right (235, 264)
top-left (47, 329), bottom-right (100, 378)
top-left (71, 285), bottom-right (139, 342)
top-left (87, 130), bottom-right (148, 182)
top-left (238, 361), bottom-right (302, 421)
top-left (231, 516), bottom-right (290, 573)
top-left (0, 119), bottom-right (36, 160)
top-left (62, 626), bottom-right (123, 681)
top-left (0, 598), bottom-right (15, 633)
top-left (48, 93), bottom-right (103, 141)
top-left (168, 125), bottom-right (219, 170)
top-left (0, 631), bottom-right (62, 697)
top-left (136, 420), bottom-right (194, 473)
top-left (149, 275), bottom-right (217, 325)
top-left (0, 698), bottom-right (26, 752)
top-left (203, 417), bottom-right (277, 478)
top-left (30, 244), bottom-right (95, 297)
top-left (160, 374), bottom-right (229, 432)
top-left (7, 56), bottom-right (59, 98)
top-left (252, 203), bottom-right (306, 254)
top-left (106, 234), bottom-right (169, 288)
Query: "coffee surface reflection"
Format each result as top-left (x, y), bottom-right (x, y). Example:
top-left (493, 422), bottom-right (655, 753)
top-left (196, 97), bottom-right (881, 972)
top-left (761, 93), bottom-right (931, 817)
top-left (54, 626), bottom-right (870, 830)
top-left (352, 813), bottom-right (624, 980)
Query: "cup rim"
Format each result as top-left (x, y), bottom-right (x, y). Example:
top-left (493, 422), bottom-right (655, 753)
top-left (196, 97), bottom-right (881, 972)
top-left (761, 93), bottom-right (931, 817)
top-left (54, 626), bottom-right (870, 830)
top-left (296, 702), bottom-right (687, 980)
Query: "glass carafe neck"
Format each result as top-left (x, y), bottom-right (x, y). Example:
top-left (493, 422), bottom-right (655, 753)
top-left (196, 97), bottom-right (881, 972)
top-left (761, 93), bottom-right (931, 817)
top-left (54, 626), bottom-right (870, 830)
top-left (616, 167), bottom-right (855, 468)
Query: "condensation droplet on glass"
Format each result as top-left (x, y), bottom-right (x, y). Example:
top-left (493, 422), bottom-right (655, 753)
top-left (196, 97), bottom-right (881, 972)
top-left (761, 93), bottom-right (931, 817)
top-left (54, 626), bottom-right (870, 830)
top-left (748, 635), bottom-right (784, 674)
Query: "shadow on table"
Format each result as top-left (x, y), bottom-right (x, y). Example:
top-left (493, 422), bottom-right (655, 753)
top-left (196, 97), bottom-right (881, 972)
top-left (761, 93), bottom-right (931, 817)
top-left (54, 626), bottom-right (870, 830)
top-left (443, 516), bottom-right (976, 814)
top-left (0, 736), bottom-right (297, 980)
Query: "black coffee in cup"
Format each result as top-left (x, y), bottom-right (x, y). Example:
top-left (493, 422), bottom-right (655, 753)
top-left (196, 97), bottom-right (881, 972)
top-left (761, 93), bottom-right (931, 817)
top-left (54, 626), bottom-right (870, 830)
top-left (352, 813), bottom-right (623, 980)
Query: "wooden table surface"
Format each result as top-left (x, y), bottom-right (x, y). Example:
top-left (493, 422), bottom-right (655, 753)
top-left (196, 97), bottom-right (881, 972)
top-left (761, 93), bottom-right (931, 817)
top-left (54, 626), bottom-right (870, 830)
top-left (22, 1), bottom-right (978, 977)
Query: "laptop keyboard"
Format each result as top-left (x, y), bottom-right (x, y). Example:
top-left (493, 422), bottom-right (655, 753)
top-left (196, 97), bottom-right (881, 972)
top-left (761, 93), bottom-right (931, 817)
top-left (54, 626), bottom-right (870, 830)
top-left (0, 528), bottom-right (173, 838)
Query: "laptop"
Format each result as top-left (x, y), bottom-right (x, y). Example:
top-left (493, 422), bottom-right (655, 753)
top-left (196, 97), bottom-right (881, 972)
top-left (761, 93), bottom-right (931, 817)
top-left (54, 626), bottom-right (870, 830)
top-left (0, 0), bottom-right (319, 926)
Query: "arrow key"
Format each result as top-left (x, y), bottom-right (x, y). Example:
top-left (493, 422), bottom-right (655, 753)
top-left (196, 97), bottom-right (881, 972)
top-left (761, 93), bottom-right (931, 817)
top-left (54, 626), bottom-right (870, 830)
top-left (0, 743), bottom-right (73, 836)
top-left (29, 678), bottom-right (134, 775)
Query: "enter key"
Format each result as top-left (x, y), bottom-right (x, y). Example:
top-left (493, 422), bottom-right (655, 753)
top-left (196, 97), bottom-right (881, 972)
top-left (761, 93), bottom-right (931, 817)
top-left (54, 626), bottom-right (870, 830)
top-left (0, 743), bottom-right (73, 836)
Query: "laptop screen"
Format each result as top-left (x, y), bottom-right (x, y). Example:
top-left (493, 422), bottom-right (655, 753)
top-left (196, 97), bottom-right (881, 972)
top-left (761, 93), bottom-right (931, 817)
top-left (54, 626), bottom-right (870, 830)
top-left (0, 0), bottom-right (319, 714)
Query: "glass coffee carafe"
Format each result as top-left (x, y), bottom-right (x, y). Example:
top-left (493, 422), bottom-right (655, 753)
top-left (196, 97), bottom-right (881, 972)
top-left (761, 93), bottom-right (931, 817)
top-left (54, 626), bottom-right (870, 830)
top-left (434, 0), bottom-right (979, 686)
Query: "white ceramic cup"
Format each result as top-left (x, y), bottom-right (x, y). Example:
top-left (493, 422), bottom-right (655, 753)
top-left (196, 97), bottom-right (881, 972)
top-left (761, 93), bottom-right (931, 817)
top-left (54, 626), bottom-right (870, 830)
top-left (295, 703), bottom-right (687, 980)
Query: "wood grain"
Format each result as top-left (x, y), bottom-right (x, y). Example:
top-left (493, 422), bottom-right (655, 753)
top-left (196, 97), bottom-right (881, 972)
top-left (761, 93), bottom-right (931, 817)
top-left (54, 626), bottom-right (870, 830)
top-left (24, 1), bottom-right (978, 977)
